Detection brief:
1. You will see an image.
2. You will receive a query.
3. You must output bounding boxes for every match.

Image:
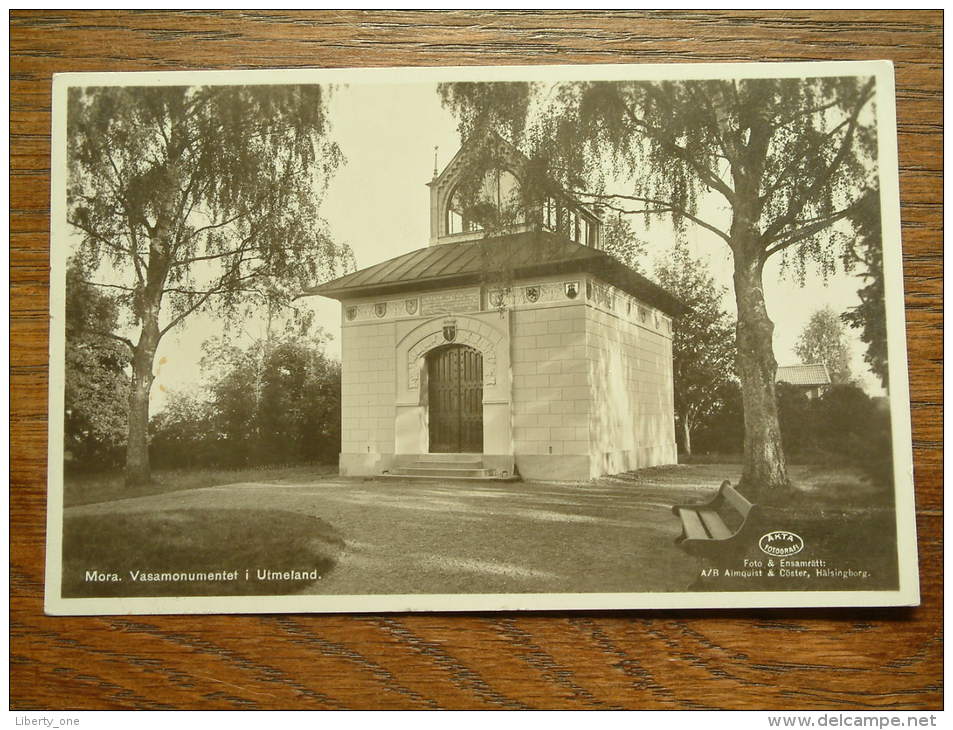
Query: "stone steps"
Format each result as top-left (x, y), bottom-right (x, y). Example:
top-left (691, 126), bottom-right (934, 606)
top-left (384, 454), bottom-right (519, 481)
top-left (389, 466), bottom-right (496, 479)
top-left (401, 453), bottom-right (483, 465)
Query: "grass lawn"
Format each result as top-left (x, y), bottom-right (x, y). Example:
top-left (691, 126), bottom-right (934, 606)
top-left (56, 461), bottom-right (900, 598)
top-left (63, 462), bottom-right (338, 508)
top-left (62, 507), bottom-right (345, 597)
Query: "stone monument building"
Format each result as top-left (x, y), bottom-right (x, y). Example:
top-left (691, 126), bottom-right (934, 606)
top-left (308, 135), bottom-right (683, 481)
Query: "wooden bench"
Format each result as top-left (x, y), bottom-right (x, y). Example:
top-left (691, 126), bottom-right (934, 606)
top-left (672, 480), bottom-right (760, 558)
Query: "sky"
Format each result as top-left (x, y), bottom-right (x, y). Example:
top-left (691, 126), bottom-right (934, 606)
top-left (142, 80), bottom-right (883, 409)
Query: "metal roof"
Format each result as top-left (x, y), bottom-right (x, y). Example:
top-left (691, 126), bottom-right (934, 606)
top-left (776, 363), bottom-right (832, 387)
top-left (305, 231), bottom-right (686, 316)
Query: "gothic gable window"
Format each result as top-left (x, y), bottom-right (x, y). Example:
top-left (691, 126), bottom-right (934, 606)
top-left (446, 168), bottom-right (524, 235)
top-left (447, 189), bottom-right (478, 235)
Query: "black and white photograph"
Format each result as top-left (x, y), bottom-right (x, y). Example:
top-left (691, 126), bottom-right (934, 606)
top-left (45, 61), bottom-right (919, 614)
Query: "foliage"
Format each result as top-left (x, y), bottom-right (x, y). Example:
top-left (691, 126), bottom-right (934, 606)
top-left (150, 331), bottom-right (341, 470)
top-left (812, 384), bottom-right (893, 486)
top-left (655, 248), bottom-right (735, 455)
top-left (147, 389), bottom-right (213, 470)
top-left (775, 383), bottom-right (817, 454)
top-left (67, 84), bottom-right (352, 483)
top-left (841, 189), bottom-right (889, 388)
top-left (600, 213), bottom-right (648, 272)
top-left (67, 84), bottom-right (350, 326)
top-left (691, 381), bottom-right (745, 455)
top-left (695, 382), bottom-right (893, 487)
top-left (64, 258), bottom-right (130, 469)
top-left (439, 75), bottom-right (879, 493)
top-left (439, 82), bottom-right (533, 145)
top-left (795, 306), bottom-right (854, 384)
top-left (441, 77), bottom-right (877, 262)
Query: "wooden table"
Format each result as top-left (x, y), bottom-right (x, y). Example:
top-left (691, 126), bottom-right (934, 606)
top-left (11, 10), bottom-right (942, 710)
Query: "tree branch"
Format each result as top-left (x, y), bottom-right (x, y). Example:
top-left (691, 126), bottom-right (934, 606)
top-left (70, 325), bottom-right (135, 352)
top-left (161, 285), bottom-right (260, 297)
top-left (761, 80), bottom-right (875, 243)
top-left (690, 85), bottom-right (733, 163)
top-left (168, 165), bottom-right (201, 261)
top-left (81, 279), bottom-right (138, 293)
top-left (188, 212), bottom-right (247, 239)
top-left (572, 190), bottom-right (731, 243)
top-left (635, 87), bottom-right (737, 203)
top-left (159, 293), bottom-right (215, 338)
top-left (159, 256), bottom-right (266, 338)
top-left (768, 98), bottom-right (844, 132)
top-left (764, 205), bottom-right (857, 257)
top-left (759, 114), bottom-right (854, 206)
top-left (170, 249), bottom-right (248, 268)
top-left (66, 215), bottom-right (119, 249)
top-left (125, 221), bottom-right (146, 288)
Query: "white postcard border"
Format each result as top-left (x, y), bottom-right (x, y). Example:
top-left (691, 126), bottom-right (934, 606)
top-left (44, 59), bottom-right (920, 615)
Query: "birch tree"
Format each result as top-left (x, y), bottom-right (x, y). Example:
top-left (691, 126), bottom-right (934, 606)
top-left (67, 84), bottom-right (351, 485)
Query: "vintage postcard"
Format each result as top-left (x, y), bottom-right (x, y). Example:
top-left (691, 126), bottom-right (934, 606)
top-left (45, 60), bottom-right (919, 615)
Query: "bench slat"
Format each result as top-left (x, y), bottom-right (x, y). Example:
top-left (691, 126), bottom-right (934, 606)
top-left (677, 507), bottom-right (708, 540)
top-left (673, 481), bottom-right (758, 555)
top-left (697, 509), bottom-right (733, 540)
top-left (720, 484), bottom-right (753, 518)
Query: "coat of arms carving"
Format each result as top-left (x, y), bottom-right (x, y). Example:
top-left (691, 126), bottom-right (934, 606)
top-left (442, 320), bottom-right (456, 342)
top-left (525, 286), bottom-right (540, 303)
top-left (375, 302), bottom-right (387, 318)
top-left (405, 298), bottom-right (418, 315)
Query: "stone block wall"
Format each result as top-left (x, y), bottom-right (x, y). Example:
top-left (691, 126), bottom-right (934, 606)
top-left (510, 300), bottom-right (591, 480)
top-left (339, 320), bottom-right (397, 474)
top-left (586, 296), bottom-right (676, 477)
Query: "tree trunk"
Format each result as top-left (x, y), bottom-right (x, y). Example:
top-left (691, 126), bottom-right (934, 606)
top-left (125, 314), bottom-right (160, 486)
top-left (681, 415), bottom-right (693, 457)
top-left (124, 212), bottom-right (172, 487)
top-left (732, 249), bottom-right (789, 501)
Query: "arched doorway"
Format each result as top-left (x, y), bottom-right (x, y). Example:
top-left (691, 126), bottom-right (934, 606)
top-left (427, 344), bottom-right (483, 453)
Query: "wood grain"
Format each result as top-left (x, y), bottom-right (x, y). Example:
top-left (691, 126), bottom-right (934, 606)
top-left (11, 10), bottom-right (941, 710)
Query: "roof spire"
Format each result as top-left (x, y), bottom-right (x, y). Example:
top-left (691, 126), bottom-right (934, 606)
top-left (433, 145), bottom-right (439, 179)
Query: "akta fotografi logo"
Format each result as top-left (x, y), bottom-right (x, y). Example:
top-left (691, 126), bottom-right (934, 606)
top-left (759, 531), bottom-right (805, 556)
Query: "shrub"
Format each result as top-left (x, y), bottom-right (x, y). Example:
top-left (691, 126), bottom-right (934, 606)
top-left (149, 335), bottom-right (342, 470)
top-left (691, 381), bottom-right (893, 487)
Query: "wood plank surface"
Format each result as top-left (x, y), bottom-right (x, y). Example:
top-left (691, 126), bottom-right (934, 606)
top-left (10, 10), bottom-right (942, 710)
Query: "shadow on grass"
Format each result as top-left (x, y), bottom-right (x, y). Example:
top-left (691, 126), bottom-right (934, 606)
top-left (62, 508), bottom-right (345, 598)
top-left (63, 462), bottom-right (339, 508)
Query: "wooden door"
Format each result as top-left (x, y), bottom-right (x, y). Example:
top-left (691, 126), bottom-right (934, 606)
top-left (427, 345), bottom-right (483, 453)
